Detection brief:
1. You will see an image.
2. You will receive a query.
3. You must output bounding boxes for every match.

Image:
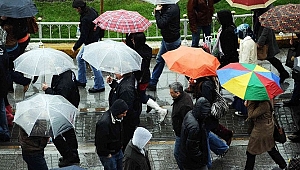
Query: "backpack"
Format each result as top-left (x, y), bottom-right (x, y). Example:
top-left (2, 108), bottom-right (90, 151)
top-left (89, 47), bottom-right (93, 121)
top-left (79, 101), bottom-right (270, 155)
top-left (68, 71), bottom-right (80, 108)
top-left (91, 8), bottom-right (105, 40)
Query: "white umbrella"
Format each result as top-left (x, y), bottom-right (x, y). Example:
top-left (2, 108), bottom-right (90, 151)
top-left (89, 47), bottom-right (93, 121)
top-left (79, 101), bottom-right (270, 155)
top-left (14, 48), bottom-right (75, 76)
top-left (82, 40), bottom-right (142, 75)
top-left (14, 94), bottom-right (78, 138)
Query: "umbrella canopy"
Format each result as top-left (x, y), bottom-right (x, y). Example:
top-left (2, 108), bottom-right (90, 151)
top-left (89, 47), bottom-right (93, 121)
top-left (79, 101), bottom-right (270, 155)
top-left (93, 9), bottom-right (151, 33)
top-left (162, 46), bottom-right (220, 79)
top-left (225, 0), bottom-right (275, 10)
top-left (14, 48), bottom-right (75, 76)
top-left (217, 63), bottom-right (283, 100)
top-left (259, 4), bottom-right (300, 33)
top-left (14, 94), bottom-right (78, 138)
top-left (82, 40), bottom-right (142, 75)
top-left (141, 0), bottom-right (179, 5)
top-left (0, 0), bottom-right (38, 18)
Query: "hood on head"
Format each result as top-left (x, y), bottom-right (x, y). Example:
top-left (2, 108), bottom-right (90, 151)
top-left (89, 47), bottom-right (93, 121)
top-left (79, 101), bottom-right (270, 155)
top-left (72, 0), bottom-right (86, 8)
top-left (217, 10), bottom-right (234, 28)
top-left (192, 97), bottom-right (211, 121)
top-left (132, 127), bottom-right (152, 149)
top-left (110, 99), bottom-right (128, 116)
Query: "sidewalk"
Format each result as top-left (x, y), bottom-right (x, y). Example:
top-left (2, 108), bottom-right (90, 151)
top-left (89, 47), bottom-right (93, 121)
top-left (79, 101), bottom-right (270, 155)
top-left (1, 43), bottom-right (300, 169)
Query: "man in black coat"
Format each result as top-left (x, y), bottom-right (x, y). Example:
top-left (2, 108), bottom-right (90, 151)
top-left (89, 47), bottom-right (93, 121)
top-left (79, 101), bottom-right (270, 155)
top-left (106, 73), bottom-right (142, 151)
top-left (42, 69), bottom-right (80, 167)
top-left (169, 82), bottom-right (193, 170)
top-left (180, 97), bottom-right (210, 170)
top-left (95, 99), bottom-right (128, 170)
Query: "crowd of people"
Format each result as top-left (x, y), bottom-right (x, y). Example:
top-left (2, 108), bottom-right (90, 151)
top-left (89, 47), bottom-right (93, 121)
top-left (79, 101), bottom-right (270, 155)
top-left (0, 0), bottom-right (298, 169)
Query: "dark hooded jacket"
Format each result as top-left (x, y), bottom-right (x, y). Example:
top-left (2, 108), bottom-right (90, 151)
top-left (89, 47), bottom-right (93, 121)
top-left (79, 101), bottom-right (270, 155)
top-left (155, 4), bottom-right (180, 43)
top-left (171, 91), bottom-right (193, 137)
top-left (73, 6), bottom-right (100, 51)
top-left (44, 70), bottom-right (80, 108)
top-left (95, 99), bottom-right (128, 157)
top-left (217, 10), bottom-right (239, 68)
top-left (179, 97), bottom-right (210, 169)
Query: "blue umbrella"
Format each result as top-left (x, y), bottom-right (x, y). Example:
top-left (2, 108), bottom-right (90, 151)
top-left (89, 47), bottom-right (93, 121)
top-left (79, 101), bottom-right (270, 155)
top-left (0, 0), bottom-right (38, 18)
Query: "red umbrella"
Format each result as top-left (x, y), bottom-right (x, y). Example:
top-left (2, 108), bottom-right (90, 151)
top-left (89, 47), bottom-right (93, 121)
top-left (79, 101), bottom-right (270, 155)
top-left (162, 46), bottom-right (220, 79)
top-left (226, 0), bottom-right (275, 10)
top-left (93, 9), bottom-right (152, 33)
top-left (259, 4), bottom-right (300, 33)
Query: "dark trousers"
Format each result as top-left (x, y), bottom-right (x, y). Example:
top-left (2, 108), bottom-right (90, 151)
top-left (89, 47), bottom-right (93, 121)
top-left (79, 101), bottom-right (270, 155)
top-left (245, 147), bottom-right (287, 170)
top-left (266, 57), bottom-right (288, 75)
top-left (52, 128), bottom-right (79, 160)
top-left (22, 153), bottom-right (48, 170)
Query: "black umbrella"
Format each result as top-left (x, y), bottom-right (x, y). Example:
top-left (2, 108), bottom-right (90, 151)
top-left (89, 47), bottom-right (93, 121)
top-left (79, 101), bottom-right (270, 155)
top-left (0, 0), bottom-right (38, 18)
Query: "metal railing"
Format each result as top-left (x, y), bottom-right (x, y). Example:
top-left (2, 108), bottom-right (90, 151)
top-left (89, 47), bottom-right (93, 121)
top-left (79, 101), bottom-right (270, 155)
top-left (31, 13), bottom-right (253, 42)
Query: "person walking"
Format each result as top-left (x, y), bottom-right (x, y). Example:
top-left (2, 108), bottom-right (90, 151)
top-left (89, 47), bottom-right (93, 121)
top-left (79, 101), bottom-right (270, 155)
top-left (95, 99), bottom-right (128, 170)
top-left (212, 10), bottom-right (239, 68)
top-left (252, 4), bottom-right (289, 83)
top-left (169, 82), bottom-right (193, 170)
top-left (147, 3), bottom-right (181, 91)
top-left (72, 0), bottom-right (105, 93)
top-left (244, 100), bottom-right (287, 170)
top-left (123, 127), bottom-right (152, 170)
top-left (179, 97), bottom-right (210, 170)
top-left (106, 73), bottom-right (142, 151)
top-left (42, 69), bottom-right (80, 167)
top-left (126, 32), bottom-right (167, 123)
top-left (187, 0), bottom-right (220, 47)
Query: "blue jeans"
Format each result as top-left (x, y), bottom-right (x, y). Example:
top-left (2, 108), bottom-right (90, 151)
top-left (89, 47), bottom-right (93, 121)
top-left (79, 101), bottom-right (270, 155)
top-left (76, 45), bottom-right (105, 89)
top-left (99, 150), bottom-right (123, 170)
top-left (191, 25), bottom-right (211, 47)
top-left (174, 136), bottom-right (184, 170)
top-left (22, 153), bottom-right (48, 170)
top-left (207, 132), bottom-right (229, 168)
top-left (0, 98), bottom-right (10, 141)
top-left (149, 37), bottom-right (181, 86)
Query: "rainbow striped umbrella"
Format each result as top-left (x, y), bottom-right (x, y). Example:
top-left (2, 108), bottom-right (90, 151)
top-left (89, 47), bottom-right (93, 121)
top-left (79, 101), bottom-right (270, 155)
top-left (217, 63), bottom-right (283, 100)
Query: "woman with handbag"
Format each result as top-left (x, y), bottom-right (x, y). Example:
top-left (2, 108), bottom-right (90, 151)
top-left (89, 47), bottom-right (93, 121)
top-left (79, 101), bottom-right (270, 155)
top-left (253, 4), bottom-right (289, 83)
top-left (244, 100), bottom-right (287, 170)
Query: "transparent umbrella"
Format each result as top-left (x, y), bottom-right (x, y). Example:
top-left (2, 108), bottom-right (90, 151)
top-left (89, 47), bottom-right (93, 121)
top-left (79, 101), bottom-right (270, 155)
top-left (13, 94), bottom-right (78, 138)
top-left (14, 48), bottom-right (75, 76)
top-left (82, 40), bottom-right (142, 75)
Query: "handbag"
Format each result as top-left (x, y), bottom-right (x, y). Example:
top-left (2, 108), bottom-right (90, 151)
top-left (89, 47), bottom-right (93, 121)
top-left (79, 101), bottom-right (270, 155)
top-left (273, 113), bottom-right (287, 144)
top-left (211, 89), bottom-right (229, 119)
top-left (257, 45), bottom-right (268, 60)
top-left (285, 48), bottom-right (297, 68)
top-left (27, 17), bottom-right (38, 34)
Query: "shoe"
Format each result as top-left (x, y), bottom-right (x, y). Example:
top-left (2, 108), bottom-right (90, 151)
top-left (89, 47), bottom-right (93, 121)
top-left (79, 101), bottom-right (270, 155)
top-left (218, 148), bottom-right (228, 158)
top-left (225, 131), bottom-right (233, 146)
top-left (146, 96), bottom-right (156, 113)
top-left (234, 111), bottom-right (247, 117)
top-left (88, 87), bottom-right (105, 93)
top-left (288, 135), bottom-right (300, 143)
top-left (279, 71), bottom-right (289, 83)
top-left (75, 80), bottom-right (86, 88)
top-left (58, 155), bottom-right (80, 167)
top-left (147, 85), bottom-right (156, 91)
top-left (283, 100), bottom-right (299, 106)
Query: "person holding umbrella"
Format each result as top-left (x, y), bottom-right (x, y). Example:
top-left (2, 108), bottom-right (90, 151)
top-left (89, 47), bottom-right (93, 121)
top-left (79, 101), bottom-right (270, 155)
top-left (252, 4), bottom-right (289, 83)
top-left (71, 0), bottom-right (105, 93)
top-left (42, 69), bottom-right (80, 167)
top-left (147, 3), bottom-right (181, 91)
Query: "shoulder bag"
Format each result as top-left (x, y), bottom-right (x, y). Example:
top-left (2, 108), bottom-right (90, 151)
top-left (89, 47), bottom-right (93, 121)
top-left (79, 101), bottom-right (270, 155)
top-left (268, 101), bottom-right (287, 144)
top-left (211, 90), bottom-right (229, 119)
top-left (285, 47), bottom-right (297, 68)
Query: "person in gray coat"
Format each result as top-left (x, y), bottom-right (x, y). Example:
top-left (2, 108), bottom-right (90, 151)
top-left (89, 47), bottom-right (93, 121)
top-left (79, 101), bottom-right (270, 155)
top-left (253, 4), bottom-right (289, 83)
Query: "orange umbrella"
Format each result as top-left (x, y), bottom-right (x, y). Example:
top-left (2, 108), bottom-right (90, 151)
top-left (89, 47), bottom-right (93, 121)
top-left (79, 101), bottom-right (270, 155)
top-left (162, 46), bottom-right (220, 79)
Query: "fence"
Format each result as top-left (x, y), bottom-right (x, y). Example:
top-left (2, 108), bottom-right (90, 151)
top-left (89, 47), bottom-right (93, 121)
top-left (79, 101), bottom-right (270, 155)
top-left (31, 13), bottom-right (253, 42)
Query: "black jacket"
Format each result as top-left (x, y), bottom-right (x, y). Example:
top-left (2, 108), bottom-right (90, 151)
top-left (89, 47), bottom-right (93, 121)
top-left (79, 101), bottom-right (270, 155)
top-left (134, 44), bottom-right (152, 84)
top-left (180, 97), bottom-right (210, 169)
top-left (73, 7), bottom-right (100, 51)
top-left (171, 91), bottom-right (193, 137)
top-left (45, 70), bottom-right (80, 108)
top-left (123, 140), bottom-right (151, 170)
top-left (155, 4), bottom-right (180, 43)
top-left (0, 44), bottom-right (9, 98)
top-left (95, 110), bottom-right (124, 156)
top-left (217, 10), bottom-right (239, 68)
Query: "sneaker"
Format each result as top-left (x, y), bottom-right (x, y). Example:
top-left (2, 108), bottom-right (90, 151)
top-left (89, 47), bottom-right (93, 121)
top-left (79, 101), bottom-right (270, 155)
top-left (234, 111), bottom-right (247, 117)
top-left (75, 80), bottom-right (86, 88)
top-left (88, 87), bottom-right (105, 93)
top-left (147, 85), bottom-right (156, 91)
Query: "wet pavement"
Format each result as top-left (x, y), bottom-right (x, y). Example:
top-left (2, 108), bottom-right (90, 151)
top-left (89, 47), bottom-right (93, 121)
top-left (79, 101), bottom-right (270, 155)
top-left (1, 46), bottom-right (300, 169)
